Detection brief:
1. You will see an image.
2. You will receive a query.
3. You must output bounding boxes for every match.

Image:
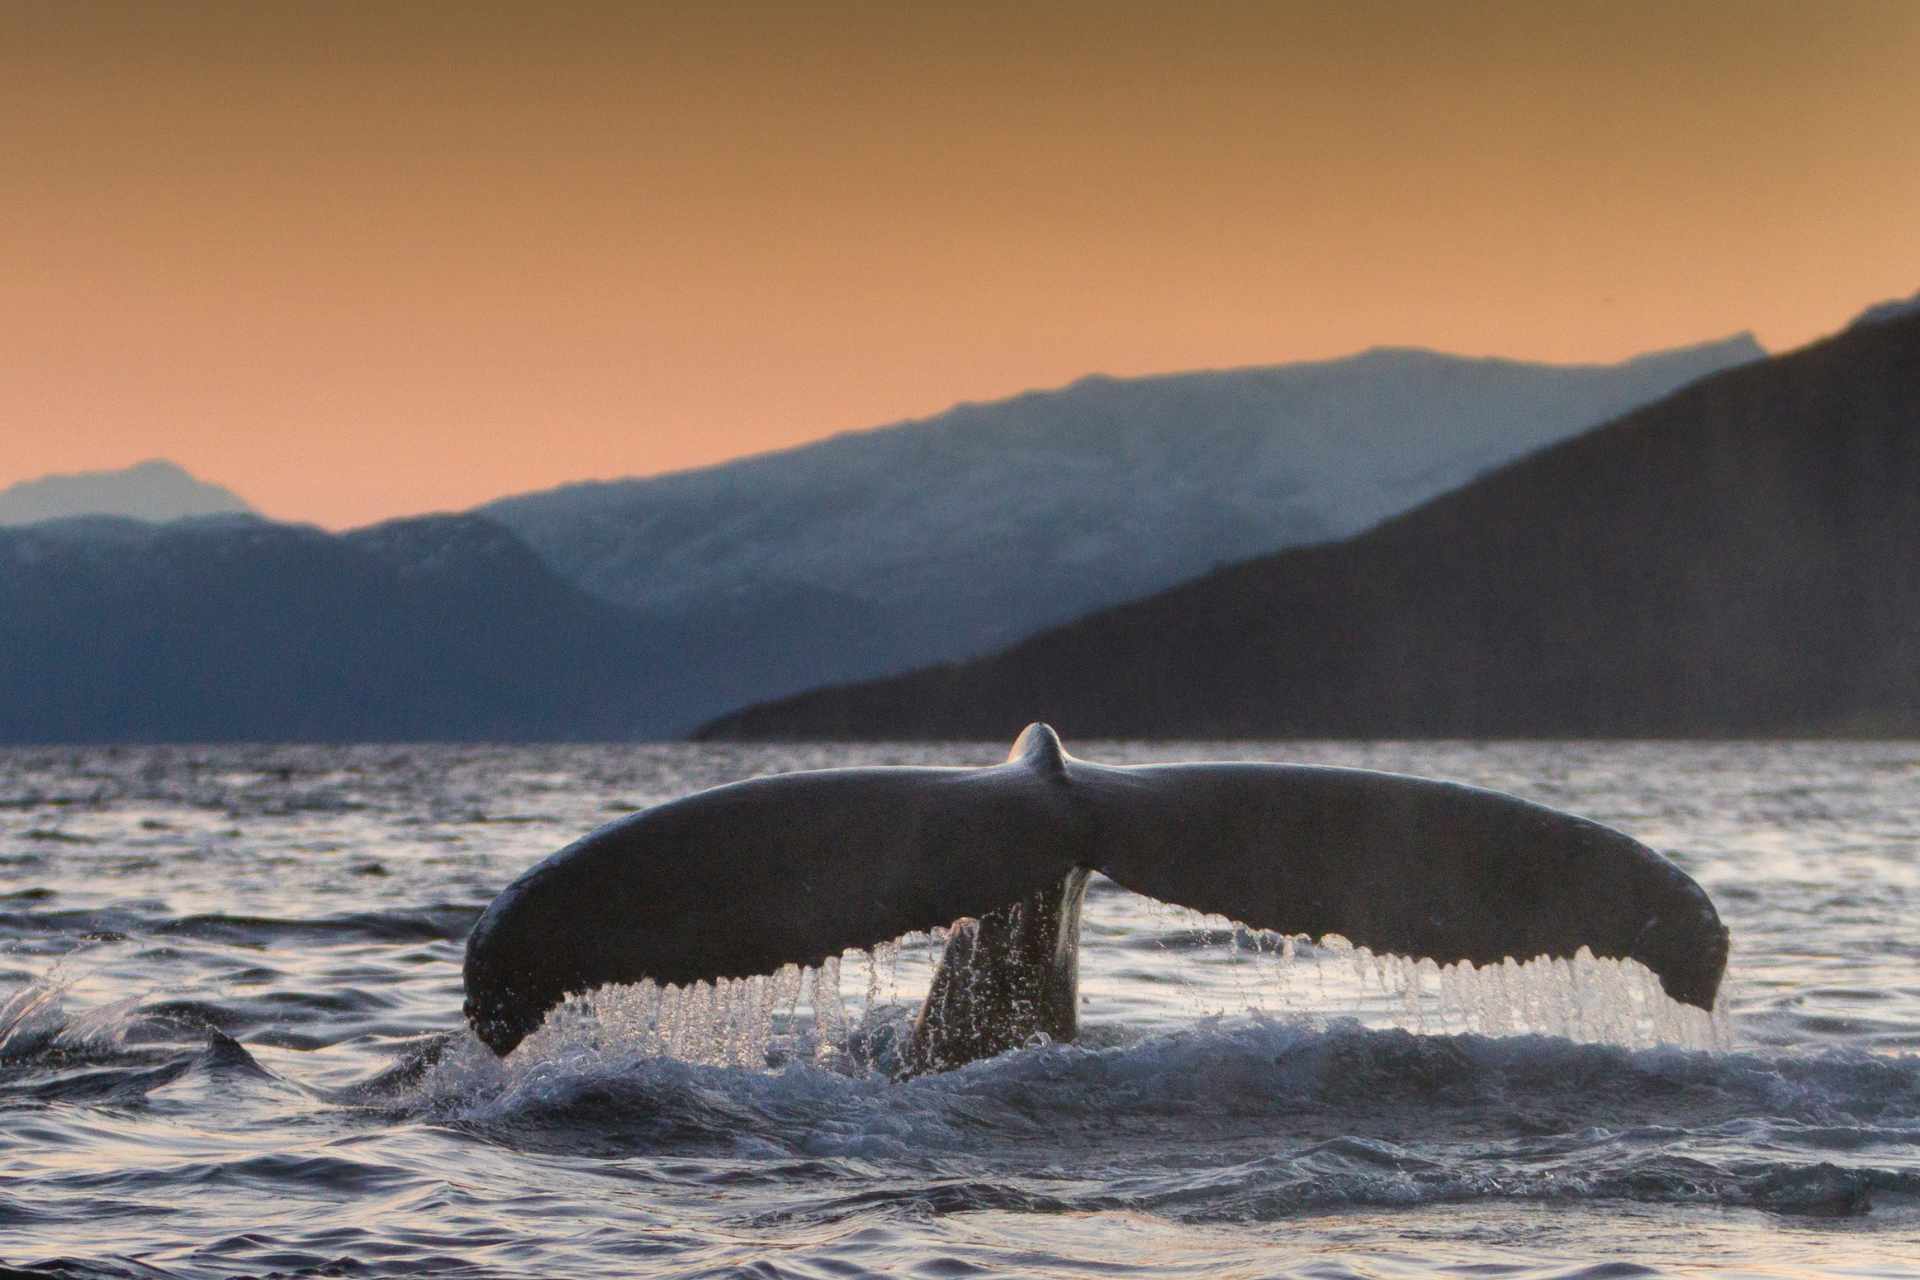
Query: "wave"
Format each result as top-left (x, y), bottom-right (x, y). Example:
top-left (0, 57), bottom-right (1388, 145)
top-left (403, 1014), bottom-right (1920, 1217)
top-left (7, 965), bottom-right (1919, 1228)
top-left (0, 905), bottom-right (480, 947)
top-left (154, 907), bottom-right (479, 946)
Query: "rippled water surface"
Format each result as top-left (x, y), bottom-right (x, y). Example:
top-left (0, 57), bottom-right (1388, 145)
top-left (3, 740), bottom-right (1918, 1278)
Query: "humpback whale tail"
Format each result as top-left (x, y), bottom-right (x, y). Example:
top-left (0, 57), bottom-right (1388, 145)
top-left (464, 725), bottom-right (1728, 1067)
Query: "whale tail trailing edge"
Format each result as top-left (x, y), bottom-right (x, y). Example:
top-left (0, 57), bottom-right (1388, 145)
top-left (1076, 759), bottom-right (1728, 1014)
top-left (464, 724), bottom-right (1728, 1061)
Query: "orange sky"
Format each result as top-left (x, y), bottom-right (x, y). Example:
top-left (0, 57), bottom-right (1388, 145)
top-left (4, 1), bottom-right (1916, 528)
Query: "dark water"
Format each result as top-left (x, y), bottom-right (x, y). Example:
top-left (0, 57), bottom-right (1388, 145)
top-left (3, 741), bottom-right (1919, 1278)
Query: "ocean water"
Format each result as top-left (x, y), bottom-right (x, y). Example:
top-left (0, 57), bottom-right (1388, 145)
top-left (2, 739), bottom-right (1918, 1279)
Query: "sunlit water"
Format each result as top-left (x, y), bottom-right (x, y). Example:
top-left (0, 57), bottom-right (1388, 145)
top-left (3, 740), bottom-right (1918, 1278)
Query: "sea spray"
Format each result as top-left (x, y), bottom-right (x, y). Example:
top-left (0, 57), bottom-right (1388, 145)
top-left (0, 946), bottom-right (145, 1060)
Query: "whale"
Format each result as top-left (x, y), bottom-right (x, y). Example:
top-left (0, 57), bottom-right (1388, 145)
top-left (464, 724), bottom-right (1729, 1070)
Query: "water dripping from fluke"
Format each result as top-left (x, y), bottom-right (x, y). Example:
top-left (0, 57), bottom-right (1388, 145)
top-left (489, 927), bottom-right (1727, 1078)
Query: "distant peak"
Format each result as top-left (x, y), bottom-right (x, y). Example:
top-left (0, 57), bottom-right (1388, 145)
top-left (1695, 330), bottom-right (1763, 354)
top-left (17, 457), bottom-right (200, 485)
top-left (1624, 331), bottom-right (1766, 365)
top-left (1849, 289), bottom-right (1920, 331)
top-left (0, 458), bottom-right (254, 527)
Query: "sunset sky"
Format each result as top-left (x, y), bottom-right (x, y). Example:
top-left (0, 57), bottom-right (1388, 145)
top-left (5, 1), bottom-right (1916, 529)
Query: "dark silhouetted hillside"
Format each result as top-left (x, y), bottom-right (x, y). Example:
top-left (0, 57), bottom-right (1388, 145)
top-left (702, 313), bottom-right (1920, 740)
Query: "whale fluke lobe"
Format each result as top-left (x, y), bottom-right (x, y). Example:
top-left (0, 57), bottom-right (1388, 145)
top-left (1077, 761), bottom-right (1730, 1016)
top-left (461, 743), bottom-right (1078, 1057)
top-left (464, 724), bottom-right (1729, 1064)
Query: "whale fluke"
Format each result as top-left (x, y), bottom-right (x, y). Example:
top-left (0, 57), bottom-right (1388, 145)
top-left (464, 725), bottom-right (1728, 1064)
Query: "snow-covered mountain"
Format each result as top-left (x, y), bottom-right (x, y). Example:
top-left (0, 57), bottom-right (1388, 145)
top-left (485, 336), bottom-right (1763, 691)
top-left (702, 312), bottom-right (1920, 741)
top-left (0, 459), bottom-right (253, 526)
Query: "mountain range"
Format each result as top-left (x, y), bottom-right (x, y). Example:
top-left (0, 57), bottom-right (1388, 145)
top-left (0, 335), bottom-right (1766, 741)
top-left (11, 306), bottom-right (1917, 744)
top-left (703, 309), bottom-right (1920, 740)
top-left (483, 337), bottom-right (1761, 690)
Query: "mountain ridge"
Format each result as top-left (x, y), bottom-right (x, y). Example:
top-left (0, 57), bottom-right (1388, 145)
top-left (1851, 288), bottom-right (1920, 331)
top-left (482, 333), bottom-right (1763, 723)
top-left (699, 314), bottom-right (1919, 740)
top-left (502, 334), bottom-right (1764, 498)
top-left (0, 332), bottom-right (1800, 743)
top-left (0, 513), bottom-right (677, 742)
